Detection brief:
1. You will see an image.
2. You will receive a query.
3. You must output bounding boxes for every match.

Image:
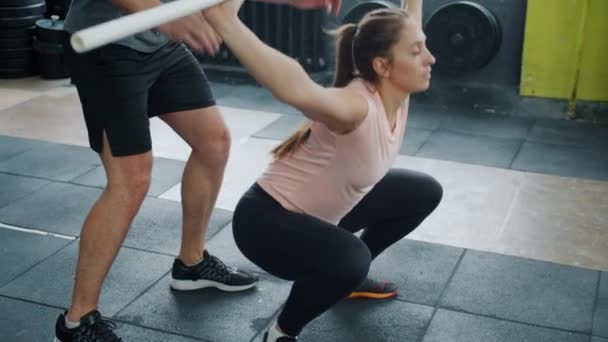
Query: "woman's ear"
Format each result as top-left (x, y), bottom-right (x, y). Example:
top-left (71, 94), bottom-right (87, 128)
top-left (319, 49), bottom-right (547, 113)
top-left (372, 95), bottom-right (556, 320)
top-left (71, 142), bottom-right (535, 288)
top-left (372, 56), bottom-right (391, 79)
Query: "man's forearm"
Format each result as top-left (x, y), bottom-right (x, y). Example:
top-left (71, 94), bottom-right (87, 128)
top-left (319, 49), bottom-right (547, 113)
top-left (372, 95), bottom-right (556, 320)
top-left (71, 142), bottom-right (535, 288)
top-left (403, 0), bottom-right (422, 26)
top-left (110, 0), bottom-right (162, 13)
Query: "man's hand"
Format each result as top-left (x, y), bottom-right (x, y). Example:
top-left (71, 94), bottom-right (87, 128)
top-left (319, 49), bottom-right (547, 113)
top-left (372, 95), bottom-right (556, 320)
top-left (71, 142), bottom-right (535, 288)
top-left (156, 13), bottom-right (222, 54)
top-left (252, 0), bottom-right (342, 16)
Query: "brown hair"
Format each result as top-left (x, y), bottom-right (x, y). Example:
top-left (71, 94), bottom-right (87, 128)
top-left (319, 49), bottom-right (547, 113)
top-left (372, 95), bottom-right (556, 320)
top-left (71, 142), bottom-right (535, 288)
top-left (271, 8), bottom-right (409, 159)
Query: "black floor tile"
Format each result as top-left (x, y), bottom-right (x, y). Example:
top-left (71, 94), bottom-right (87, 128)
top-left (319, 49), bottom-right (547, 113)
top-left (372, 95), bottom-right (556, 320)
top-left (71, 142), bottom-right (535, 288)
top-left (208, 81), bottom-right (240, 101)
top-left (415, 83), bottom-right (517, 115)
top-left (401, 127), bottom-right (433, 155)
top-left (439, 111), bottom-right (534, 140)
top-left (204, 223), bottom-right (267, 275)
top-left (253, 114), bottom-right (307, 141)
top-left (594, 272), bottom-right (608, 338)
top-left (0, 182), bottom-right (101, 236)
top-left (217, 85), bottom-right (299, 115)
top-left (0, 142), bottom-right (100, 182)
top-left (511, 142), bottom-right (608, 181)
top-left (0, 296), bottom-right (63, 342)
top-left (299, 299), bottom-right (434, 342)
top-left (299, 300), bottom-right (433, 342)
top-left (423, 309), bottom-right (590, 342)
top-left (407, 106), bottom-right (443, 131)
top-left (367, 239), bottom-right (463, 306)
top-left (0, 243), bottom-right (174, 316)
top-left (0, 173), bottom-right (50, 209)
top-left (116, 323), bottom-right (208, 342)
top-left (70, 157), bottom-right (186, 197)
top-left (439, 250), bottom-right (598, 333)
top-left (528, 119), bottom-right (608, 149)
top-left (125, 197), bottom-right (232, 255)
top-left (416, 130), bottom-right (522, 168)
top-left (0, 229), bottom-right (71, 287)
top-left (116, 275), bottom-right (291, 342)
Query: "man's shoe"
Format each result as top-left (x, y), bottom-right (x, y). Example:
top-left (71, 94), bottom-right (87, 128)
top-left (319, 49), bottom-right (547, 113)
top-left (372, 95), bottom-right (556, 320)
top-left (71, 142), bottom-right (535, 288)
top-left (348, 277), bottom-right (399, 299)
top-left (171, 250), bottom-right (258, 292)
top-left (54, 310), bottom-right (123, 342)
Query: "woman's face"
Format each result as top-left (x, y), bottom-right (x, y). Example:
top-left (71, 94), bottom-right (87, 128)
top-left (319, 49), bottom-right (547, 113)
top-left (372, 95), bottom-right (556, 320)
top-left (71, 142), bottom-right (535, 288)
top-left (385, 21), bottom-right (436, 93)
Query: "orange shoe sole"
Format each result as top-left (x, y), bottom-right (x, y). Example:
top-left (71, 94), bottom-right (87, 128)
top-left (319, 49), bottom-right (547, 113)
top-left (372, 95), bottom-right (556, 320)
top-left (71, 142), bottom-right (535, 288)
top-left (348, 289), bottom-right (399, 300)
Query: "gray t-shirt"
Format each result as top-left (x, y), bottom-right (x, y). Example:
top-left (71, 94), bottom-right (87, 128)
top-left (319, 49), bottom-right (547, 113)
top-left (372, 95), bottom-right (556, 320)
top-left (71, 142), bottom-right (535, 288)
top-left (64, 0), bottom-right (173, 52)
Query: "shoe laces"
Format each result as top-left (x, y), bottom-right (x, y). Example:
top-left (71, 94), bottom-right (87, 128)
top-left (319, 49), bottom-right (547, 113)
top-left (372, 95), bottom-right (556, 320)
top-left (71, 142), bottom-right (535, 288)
top-left (74, 317), bottom-right (123, 342)
top-left (206, 253), bottom-right (237, 280)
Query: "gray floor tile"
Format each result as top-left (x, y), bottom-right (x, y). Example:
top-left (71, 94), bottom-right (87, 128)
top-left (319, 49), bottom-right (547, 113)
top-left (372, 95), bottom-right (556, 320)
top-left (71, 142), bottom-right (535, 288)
top-left (595, 272), bottom-right (608, 338)
top-left (0, 173), bottom-right (50, 209)
top-left (70, 157), bottom-right (186, 197)
top-left (0, 296), bottom-right (63, 342)
top-left (401, 127), bottom-right (433, 155)
top-left (299, 300), bottom-right (434, 342)
top-left (0, 142), bottom-right (100, 182)
top-left (0, 135), bottom-right (41, 160)
top-left (439, 250), bottom-right (598, 333)
top-left (0, 243), bottom-right (173, 316)
top-left (439, 112), bottom-right (534, 140)
top-left (416, 130), bottom-right (522, 168)
top-left (253, 114), bottom-right (307, 141)
top-left (0, 229), bottom-right (71, 287)
top-left (423, 309), bottom-right (590, 342)
top-left (125, 197), bottom-right (232, 255)
top-left (116, 275), bottom-right (291, 342)
top-left (367, 239), bottom-right (463, 306)
top-left (116, 323), bottom-right (208, 342)
top-left (528, 119), bottom-right (608, 149)
top-left (512, 142), bottom-right (608, 181)
top-left (0, 182), bottom-right (101, 236)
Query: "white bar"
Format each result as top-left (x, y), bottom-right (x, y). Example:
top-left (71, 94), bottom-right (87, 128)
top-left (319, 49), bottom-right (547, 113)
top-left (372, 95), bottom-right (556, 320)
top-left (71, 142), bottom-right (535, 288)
top-left (70, 0), bottom-right (225, 53)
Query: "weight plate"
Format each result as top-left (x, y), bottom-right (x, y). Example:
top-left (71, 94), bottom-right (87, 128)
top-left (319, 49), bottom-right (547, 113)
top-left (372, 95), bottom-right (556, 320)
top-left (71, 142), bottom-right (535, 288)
top-left (425, 1), bottom-right (501, 74)
top-left (0, 14), bottom-right (44, 28)
top-left (0, 3), bottom-right (46, 18)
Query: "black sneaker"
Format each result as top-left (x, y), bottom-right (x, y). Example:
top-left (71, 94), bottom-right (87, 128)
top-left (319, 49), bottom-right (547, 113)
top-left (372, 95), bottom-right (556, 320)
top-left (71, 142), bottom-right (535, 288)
top-left (262, 331), bottom-right (297, 342)
top-left (170, 250), bottom-right (258, 291)
top-left (54, 310), bottom-right (123, 342)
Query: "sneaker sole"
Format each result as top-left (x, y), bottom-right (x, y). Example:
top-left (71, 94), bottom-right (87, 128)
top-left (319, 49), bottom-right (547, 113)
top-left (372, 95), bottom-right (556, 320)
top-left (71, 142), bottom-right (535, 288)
top-left (170, 278), bottom-right (257, 292)
top-left (348, 290), bottom-right (399, 300)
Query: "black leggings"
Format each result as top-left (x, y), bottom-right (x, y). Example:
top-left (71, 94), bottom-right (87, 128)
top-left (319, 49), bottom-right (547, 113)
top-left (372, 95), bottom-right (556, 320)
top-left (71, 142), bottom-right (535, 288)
top-left (232, 168), bottom-right (443, 336)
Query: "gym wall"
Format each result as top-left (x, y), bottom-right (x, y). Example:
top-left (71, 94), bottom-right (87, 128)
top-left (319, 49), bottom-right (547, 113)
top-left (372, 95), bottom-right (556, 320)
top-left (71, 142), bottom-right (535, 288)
top-left (521, 0), bottom-right (608, 102)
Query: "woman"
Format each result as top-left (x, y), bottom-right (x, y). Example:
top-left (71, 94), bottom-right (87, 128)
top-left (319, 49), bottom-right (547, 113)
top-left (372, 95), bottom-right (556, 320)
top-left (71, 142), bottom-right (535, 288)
top-left (204, 0), bottom-right (442, 340)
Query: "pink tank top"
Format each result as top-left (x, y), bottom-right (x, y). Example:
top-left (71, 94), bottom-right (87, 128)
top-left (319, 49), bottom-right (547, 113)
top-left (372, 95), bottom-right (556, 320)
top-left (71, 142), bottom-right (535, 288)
top-left (257, 78), bottom-right (409, 224)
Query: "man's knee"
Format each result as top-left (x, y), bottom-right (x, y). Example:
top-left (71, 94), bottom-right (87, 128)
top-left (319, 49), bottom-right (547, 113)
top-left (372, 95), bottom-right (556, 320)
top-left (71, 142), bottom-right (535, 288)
top-left (125, 173), bottom-right (152, 198)
top-left (193, 126), bottom-right (231, 167)
top-left (105, 155), bottom-right (153, 201)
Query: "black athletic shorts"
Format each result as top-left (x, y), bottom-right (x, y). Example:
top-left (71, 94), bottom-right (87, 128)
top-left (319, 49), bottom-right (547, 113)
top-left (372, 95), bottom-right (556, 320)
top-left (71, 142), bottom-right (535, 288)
top-left (66, 41), bottom-right (216, 156)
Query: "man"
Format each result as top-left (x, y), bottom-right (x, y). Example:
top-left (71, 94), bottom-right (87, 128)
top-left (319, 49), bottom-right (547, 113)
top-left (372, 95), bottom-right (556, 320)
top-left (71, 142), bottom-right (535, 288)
top-left (54, 0), bottom-right (340, 340)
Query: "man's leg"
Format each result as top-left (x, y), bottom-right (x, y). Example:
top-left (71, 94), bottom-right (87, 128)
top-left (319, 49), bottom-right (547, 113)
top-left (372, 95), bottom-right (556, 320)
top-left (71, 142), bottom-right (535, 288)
top-left (160, 106), bottom-right (229, 265)
top-left (67, 132), bottom-right (153, 321)
top-left (148, 42), bottom-right (256, 290)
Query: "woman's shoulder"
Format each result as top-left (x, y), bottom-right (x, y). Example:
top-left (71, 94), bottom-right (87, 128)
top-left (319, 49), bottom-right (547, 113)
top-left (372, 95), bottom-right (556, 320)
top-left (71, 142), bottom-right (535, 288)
top-left (345, 78), bottom-right (376, 105)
